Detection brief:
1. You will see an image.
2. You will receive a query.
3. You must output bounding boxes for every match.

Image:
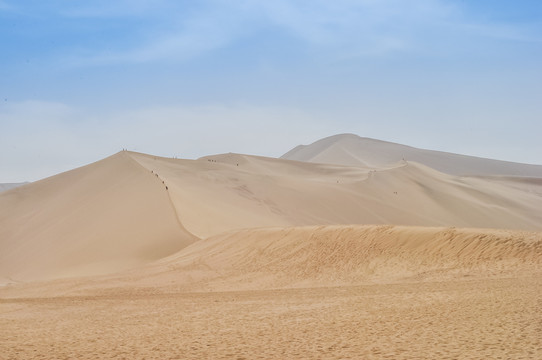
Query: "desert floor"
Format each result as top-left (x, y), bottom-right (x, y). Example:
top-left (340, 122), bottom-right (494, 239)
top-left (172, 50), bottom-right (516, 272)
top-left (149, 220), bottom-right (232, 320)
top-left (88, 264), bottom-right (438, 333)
top-left (2, 275), bottom-right (540, 360)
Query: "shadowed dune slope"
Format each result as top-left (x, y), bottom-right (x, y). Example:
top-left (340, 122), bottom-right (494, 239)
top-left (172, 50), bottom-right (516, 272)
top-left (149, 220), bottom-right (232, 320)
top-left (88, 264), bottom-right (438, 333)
top-left (0, 152), bottom-right (196, 283)
top-left (130, 152), bottom-right (542, 238)
top-left (282, 133), bottom-right (542, 177)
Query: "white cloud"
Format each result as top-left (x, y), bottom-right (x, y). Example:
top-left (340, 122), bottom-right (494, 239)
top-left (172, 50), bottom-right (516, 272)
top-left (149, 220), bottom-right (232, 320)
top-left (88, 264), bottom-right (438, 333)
top-left (59, 0), bottom-right (167, 18)
top-left (458, 22), bottom-right (542, 43)
top-left (61, 0), bottom-right (541, 67)
top-left (77, 17), bottom-right (238, 65)
top-left (67, 1), bottom-right (249, 66)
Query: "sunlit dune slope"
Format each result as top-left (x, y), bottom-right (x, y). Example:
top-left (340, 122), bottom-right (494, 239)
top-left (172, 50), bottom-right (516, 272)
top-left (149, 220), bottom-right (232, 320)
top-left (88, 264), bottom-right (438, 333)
top-left (1, 149), bottom-right (541, 284)
top-left (0, 152), bottom-right (196, 283)
top-left (282, 133), bottom-right (542, 177)
top-left (130, 152), bottom-right (542, 238)
top-left (61, 225), bottom-right (542, 294)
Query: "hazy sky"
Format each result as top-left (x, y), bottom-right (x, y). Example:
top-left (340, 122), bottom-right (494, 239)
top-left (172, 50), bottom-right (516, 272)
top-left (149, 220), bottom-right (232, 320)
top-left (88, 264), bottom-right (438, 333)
top-left (1, 0), bottom-right (541, 182)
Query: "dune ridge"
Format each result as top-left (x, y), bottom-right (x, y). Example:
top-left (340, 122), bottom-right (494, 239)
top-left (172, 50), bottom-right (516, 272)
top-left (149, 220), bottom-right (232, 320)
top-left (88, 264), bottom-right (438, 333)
top-left (1, 148), bottom-right (542, 284)
top-left (0, 151), bottom-right (196, 284)
top-left (121, 225), bottom-right (541, 292)
top-left (2, 224), bottom-right (539, 299)
top-left (129, 151), bottom-right (542, 237)
top-left (1, 140), bottom-right (542, 359)
top-left (282, 133), bottom-right (542, 176)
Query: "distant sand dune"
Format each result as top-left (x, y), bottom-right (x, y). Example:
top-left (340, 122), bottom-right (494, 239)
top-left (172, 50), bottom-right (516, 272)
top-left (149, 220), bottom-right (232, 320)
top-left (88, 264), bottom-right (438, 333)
top-left (282, 133), bottom-right (542, 177)
top-left (131, 152), bottom-right (542, 238)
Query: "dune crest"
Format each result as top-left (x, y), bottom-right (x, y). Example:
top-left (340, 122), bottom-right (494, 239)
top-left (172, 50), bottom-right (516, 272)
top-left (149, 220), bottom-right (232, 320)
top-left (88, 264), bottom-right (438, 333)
top-left (1, 144), bottom-right (541, 359)
top-left (1, 145), bottom-right (541, 284)
top-left (282, 133), bottom-right (542, 176)
top-left (143, 225), bottom-right (540, 291)
top-left (33, 225), bottom-right (534, 297)
top-left (0, 151), bottom-right (196, 283)
top-left (3, 225), bottom-right (539, 299)
top-left (130, 152), bottom-right (542, 237)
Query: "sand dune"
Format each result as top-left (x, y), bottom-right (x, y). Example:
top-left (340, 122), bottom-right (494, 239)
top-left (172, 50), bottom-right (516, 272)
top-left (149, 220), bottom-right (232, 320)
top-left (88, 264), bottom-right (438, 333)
top-left (1, 225), bottom-right (541, 359)
top-left (282, 133), bottom-right (542, 176)
top-left (131, 151), bottom-right (542, 237)
top-left (2, 150), bottom-right (541, 283)
top-left (0, 151), bottom-right (196, 283)
top-left (0, 182), bottom-right (28, 193)
top-left (91, 225), bottom-right (542, 294)
top-left (1, 143), bottom-right (542, 359)
top-left (3, 224), bottom-right (538, 299)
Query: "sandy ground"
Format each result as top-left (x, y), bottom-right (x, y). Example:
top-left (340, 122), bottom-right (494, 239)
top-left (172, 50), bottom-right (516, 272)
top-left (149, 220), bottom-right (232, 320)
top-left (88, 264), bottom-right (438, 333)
top-left (1, 140), bottom-right (541, 359)
top-left (1, 276), bottom-right (540, 359)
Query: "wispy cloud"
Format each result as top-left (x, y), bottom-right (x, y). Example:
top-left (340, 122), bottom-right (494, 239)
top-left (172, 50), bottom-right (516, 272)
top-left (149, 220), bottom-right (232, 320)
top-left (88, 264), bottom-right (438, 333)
top-left (58, 0), bottom-right (541, 67)
top-left (252, 0), bottom-right (455, 44)
top-left (75, 12), bottom-right (242, 65)
top-left (65, 1), bottom-right (249, 66)
top-left (58, 0), bottom-right (167, 18)
top-left (459, 22), bottom-right (542, 43)
top-left (0, 0), bottom-right (14, 11)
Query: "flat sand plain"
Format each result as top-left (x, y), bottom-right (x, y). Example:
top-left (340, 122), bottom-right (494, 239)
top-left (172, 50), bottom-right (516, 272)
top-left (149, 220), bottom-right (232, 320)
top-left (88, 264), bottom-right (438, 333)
top-left (1, 276), bottom-right (540, 359)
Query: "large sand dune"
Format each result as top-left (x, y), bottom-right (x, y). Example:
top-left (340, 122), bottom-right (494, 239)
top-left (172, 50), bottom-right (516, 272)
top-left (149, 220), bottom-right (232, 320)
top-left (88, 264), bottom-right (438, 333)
top-left (1, 138), bottom-right (542, 359)
top-left (282, 133), bottom-right (542, 176)
top-left (1, 149), bottom-right (542, 283)
top-left (153, 225), bottom-right (541, 291)
top-left (131, 151), bottom-right (542, 237)
top-left (2, 224), bottom-right (539, 298)
top-left (0, 151), bottom-right (196, 283)
top-left (1, 225), bottom-right (540, 359)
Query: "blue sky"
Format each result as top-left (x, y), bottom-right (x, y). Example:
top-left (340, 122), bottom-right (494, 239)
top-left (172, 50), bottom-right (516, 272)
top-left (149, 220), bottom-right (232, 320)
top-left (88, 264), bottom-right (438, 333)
top-left (1, 0), bottom-right (541, 182)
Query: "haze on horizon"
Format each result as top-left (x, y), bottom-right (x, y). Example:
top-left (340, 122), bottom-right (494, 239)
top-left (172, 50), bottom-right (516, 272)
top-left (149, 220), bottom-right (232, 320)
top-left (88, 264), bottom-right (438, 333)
top-left (1, 0), bottom-right (541, 182)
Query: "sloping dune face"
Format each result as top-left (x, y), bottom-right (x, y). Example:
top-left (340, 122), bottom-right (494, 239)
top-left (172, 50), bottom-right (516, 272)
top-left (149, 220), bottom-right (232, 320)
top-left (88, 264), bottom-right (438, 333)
top-left (107, 225), bottom-right (542, 293)
top-left (282, 133), bottom-right (542, 177)
top-left (0, 152), bottom-right (196, 283)
top-left (1, 149), bottom-right (541, 285)
top-left (130, 152), bottom-right (542, 238)
top-left (1, 225), bottom-right (540, 360)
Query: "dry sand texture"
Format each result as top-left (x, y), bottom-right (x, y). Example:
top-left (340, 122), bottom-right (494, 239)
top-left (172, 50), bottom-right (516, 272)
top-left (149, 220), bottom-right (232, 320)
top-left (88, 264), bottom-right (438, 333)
top-left (1, 135), bottom-right (542, 359)
top-left (1, 277), bottom-right (540, 359)
top-left (2, 150), bottom-right (542, 283)
top-left (0, 152), bottom-right (196, 283)
top-left (1, 225), bottom-right (541, 359)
